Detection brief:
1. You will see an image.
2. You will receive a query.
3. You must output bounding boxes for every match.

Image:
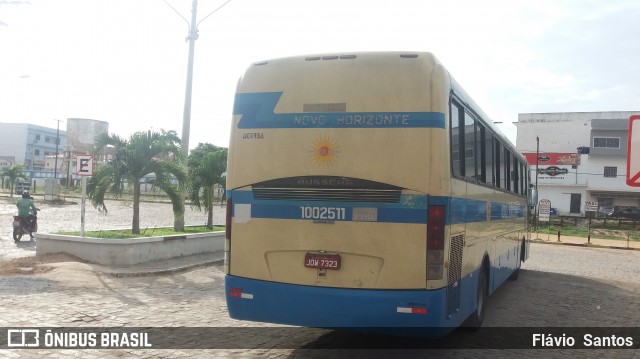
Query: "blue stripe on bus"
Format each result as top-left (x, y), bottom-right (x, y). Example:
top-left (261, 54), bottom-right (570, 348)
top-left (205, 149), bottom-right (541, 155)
top-left (226, 251), bottom-right (515, 337)
top-left (225, 273), bottom-right (477, 334)
top-left (229, 190), bottom-right (525, 225)
top-left (233, 92), bottom-right (446, 129)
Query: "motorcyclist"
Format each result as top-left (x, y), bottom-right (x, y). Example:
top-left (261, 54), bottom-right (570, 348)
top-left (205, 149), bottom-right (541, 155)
top-left (16, 190), bottom-right (38, 231)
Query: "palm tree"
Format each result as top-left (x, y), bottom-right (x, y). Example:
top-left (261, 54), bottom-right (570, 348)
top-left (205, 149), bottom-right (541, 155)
top-left (187, 144), bottom-right (227, 229)
top-left (1, 164), bottom-right (28, 198)
top-left (88, 129), bottom-right (187, 234)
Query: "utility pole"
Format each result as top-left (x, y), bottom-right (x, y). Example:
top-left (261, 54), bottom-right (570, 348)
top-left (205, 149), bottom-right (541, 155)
top-left (54, 119), bottom-right (62, 181)
top-left (181, 0), bottom-right (198, 163)
top-left (162, 0), bottom-right (233, 230)
top-left (162, 0), bottom-right (232, 162)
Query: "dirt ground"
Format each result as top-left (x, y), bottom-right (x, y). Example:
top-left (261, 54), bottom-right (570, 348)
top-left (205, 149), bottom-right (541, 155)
top-left (591, 228), bottom-right (637, 240)
top-left (0, 253), bottom-right (85, 276)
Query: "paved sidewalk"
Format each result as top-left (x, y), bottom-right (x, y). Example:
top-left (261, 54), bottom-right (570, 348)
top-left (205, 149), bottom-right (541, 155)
top-left (532, 231), bottom-right (640, 250)
top-left (88, 251), bottom-right (225, 277)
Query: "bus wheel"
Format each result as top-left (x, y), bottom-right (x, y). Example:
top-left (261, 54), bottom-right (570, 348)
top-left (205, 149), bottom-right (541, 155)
top-left (509, 240), bottom-right (525, 281)
top-left (464, 267), bottom-right (487, 330)
top-left (508, 268), bottom-right (519, 281)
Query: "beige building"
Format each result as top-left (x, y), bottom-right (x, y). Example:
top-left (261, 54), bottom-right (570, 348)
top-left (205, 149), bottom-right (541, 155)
top-left (516, 111), bottom-right (640, 216)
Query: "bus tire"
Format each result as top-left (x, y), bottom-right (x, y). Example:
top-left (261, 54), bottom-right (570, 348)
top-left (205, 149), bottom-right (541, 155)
top-left (464, 265), bottom-right (487, 330)
top-left (509, 240), bottom-right (524, 281)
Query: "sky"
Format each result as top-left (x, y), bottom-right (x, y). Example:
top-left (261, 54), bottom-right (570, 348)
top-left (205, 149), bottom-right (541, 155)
top-left (1, 0), bottom-right (639, 150)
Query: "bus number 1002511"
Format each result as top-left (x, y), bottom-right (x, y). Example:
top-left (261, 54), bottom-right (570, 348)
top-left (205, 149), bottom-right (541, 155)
top-left (300, 206), bottom-right (346, 220)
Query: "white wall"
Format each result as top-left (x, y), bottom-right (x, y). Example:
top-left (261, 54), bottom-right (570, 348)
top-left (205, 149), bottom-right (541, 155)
top-left (581, 155), bottom-right (631, 192)
top-left (517, 111), bottom-right (639, 153)
top-left (0, 123), bottom-right (28, 165)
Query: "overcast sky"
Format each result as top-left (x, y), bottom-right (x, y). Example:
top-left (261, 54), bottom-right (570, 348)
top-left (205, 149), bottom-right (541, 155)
top-left (1, 0), bottom-right (639, 149)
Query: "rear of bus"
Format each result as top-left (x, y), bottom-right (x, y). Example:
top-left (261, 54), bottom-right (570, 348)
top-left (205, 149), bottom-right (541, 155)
top-left (225, 52), bottom-right (464, 334)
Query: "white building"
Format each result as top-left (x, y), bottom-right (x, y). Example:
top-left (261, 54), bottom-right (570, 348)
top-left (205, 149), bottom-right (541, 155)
top-left (0, 123), bottom-right (66, 171)
top-left (516, 111), bottom-right (640, 216)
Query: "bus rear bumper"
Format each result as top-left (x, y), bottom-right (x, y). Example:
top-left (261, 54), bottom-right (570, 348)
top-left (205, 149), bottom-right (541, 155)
top-left (225, 275), bottom-right (463, 338)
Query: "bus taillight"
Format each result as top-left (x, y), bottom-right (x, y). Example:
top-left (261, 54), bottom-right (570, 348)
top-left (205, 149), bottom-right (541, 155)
top-left (427, 205), bottom-right (446, 280)
top-left (229, 287), bottom-right (254, 300)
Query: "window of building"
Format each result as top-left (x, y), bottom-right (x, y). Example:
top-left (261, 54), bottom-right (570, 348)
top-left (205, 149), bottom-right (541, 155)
top-left (599, 197), bottom-right (614, 213)
top-left (570, 193), bottom-right (581, 214)
top-left (593, 137), bottom-right (620, 149)
top-left (604, 166), bottom-right (617, 178)
top-left (34, 149), bottom-right (40, 156)
top-left (35, 134), bottom-right (41, 141)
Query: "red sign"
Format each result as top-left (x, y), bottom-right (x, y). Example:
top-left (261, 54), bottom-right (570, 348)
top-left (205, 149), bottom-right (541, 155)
top-left (523, 153), bottom-right (580, 166)
top-left (627, 115), bottom-right (640, 187)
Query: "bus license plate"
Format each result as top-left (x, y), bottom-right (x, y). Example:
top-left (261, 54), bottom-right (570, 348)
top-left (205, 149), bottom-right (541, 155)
top-left (304, 253), bottom-right (341, 270)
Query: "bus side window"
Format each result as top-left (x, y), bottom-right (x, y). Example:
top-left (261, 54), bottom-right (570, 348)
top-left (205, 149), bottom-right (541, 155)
top-left (512, 154), bottom-right (519, 194)
top-left (464, 111), bottom-right (476, 181)
top-left (451, 103), bottom-right (462, 178)
top-left (482, 127), bottom-right (494, 185)
top-left (494, 140), bottom-right (501, 188)
top-left (503, 147), bottom-right (511, 191)
top-left (476, 122), bottom-right (485, 183)
top-left (520, 162), bottom-right (526, 195)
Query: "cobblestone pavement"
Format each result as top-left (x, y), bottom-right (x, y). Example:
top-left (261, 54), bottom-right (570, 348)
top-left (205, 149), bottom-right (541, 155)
top-left (0, 244), bottom-right (638, 357)
top-left (0, 197), bottom-right (639, 358)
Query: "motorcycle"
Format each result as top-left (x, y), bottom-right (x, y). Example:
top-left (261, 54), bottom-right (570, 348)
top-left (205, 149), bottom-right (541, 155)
top-left (12, 209), bottom-right (38, 242)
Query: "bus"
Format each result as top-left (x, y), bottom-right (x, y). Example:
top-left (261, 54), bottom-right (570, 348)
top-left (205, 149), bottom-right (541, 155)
top-left (225, 52), bottom-right (532, 337)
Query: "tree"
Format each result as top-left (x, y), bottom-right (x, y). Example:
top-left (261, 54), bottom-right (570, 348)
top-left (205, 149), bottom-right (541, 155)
top-left (88, 129), bottom-right (187, 234)
top-left (187, 144), bottom-right (227, 229)
top-left (1, 164), bottom-right (27, 198)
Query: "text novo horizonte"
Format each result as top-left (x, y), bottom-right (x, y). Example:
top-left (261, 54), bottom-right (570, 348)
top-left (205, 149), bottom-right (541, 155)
top-left (293, 114), bottom-right (410, 127)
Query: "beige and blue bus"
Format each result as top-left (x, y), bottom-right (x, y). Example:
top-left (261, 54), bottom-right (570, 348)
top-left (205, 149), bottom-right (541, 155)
top-left (225, 52), bottom-right (531, 336)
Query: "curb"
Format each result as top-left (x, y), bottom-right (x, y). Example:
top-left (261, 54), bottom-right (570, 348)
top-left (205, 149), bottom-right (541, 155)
top-left (102, 259), bottom-right (224, 278)
top-left (531, 239), bottom-right (640, 251)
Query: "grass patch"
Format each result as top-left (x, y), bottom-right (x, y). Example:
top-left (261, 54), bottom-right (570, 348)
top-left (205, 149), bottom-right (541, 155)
top-left (536, 225), bottom-right (640, 241)
top-left (58, 225), bottom-right (224, 239)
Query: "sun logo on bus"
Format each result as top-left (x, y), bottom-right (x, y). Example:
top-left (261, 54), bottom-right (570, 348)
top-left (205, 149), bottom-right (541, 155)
top-left (310, 136), bottom-right (339, 166)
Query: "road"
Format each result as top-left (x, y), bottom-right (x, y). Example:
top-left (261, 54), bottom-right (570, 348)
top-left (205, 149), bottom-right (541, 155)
top-left (0, 198), bottom-right (639, 357)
